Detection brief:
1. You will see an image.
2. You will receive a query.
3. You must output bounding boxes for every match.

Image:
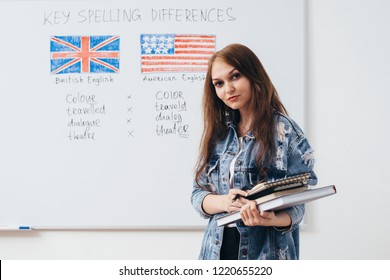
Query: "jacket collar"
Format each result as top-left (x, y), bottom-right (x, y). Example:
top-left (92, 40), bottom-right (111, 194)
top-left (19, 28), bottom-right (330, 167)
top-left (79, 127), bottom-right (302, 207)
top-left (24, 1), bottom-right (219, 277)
top-left (227, 121), bottom-right (255, 140)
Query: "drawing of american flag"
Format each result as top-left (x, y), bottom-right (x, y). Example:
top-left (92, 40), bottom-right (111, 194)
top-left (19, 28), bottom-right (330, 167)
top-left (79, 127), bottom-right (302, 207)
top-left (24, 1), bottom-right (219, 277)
top-left (140, 34), bottom-right (215, 73)
top-left (50, 35), bottom-right (120, 74)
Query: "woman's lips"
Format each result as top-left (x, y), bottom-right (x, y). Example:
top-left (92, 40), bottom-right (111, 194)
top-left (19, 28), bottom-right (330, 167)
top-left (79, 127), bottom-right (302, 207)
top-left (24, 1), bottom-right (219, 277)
top-left (228, 95), bottom-right (238, 101)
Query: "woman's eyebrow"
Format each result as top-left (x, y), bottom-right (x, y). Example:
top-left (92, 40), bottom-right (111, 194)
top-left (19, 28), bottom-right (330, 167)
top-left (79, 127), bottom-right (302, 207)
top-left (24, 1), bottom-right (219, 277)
top-left (212, 68), bottom-right (237, 81)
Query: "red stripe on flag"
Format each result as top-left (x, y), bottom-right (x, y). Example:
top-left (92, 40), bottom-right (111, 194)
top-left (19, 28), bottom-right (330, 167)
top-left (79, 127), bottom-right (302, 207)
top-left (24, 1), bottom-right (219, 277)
top-left (174, 50), bottom-right (214, 55)
top-left (174, 44), bottom-right (215, 49)
top-left (141, 55), bottom-right (211, 60)
top-left (141, 67), bottom-right (208, 73)
top-left (141, 60), bottom-right (208, 66)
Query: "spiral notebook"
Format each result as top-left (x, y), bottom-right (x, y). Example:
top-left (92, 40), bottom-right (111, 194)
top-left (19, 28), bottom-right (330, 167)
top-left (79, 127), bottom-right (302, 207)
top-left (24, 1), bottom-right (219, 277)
top-left (245, 172), bottom-right (311, 200)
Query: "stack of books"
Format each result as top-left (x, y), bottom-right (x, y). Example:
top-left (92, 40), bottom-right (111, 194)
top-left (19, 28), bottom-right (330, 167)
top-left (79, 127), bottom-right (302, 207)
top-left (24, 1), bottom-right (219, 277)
top-left (216, 173), bottom-right (336, 227)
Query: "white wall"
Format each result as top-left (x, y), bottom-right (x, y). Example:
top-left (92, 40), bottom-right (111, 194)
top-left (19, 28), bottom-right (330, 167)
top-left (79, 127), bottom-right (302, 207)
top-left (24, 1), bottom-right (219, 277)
top-left (1, 0), bottom-right (389, 260)
top-left (303, 0), bottom-right (390, 259)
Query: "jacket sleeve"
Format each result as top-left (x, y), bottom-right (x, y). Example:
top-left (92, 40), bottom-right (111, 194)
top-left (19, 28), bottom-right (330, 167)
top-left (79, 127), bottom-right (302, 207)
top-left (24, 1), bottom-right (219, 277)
top-left (286, 133), bottom-right (318, 186)
top-left (276, 127), bottom-right (318, 233)
top-left (191, 168), bottom-right (213, 219)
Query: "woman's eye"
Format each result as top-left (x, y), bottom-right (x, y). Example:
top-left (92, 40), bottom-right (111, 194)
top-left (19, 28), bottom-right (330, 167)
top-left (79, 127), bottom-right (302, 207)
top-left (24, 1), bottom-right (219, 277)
top-left (232, 73), bottom-right (241, 80)
top-left (214, 81), bottom-right (223, 87)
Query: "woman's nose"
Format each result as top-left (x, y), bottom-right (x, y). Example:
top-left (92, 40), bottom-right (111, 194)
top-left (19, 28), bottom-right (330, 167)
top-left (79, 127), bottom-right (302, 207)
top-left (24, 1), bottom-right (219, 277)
top-left (225, 81), bottom-right (234, 94)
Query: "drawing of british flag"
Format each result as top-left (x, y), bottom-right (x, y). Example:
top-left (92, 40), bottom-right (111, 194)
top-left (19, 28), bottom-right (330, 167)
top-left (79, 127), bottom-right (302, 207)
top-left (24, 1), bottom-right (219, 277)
top-left (50, 35), bottom-right (120, 74)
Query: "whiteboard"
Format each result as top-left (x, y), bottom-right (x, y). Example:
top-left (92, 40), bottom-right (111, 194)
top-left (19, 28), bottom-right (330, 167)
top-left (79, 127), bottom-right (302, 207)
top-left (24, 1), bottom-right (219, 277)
top-left (0, 0), bottom-right (306, 228)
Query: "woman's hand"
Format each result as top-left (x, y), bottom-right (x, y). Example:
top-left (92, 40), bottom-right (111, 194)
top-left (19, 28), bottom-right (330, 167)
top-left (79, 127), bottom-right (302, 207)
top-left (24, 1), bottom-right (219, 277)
top-left (202, 188), bottom-right (249, 215)
top-left (240, 201), bottom-right (292, 227)
top-left (224, 189), bottom-right (249, 213)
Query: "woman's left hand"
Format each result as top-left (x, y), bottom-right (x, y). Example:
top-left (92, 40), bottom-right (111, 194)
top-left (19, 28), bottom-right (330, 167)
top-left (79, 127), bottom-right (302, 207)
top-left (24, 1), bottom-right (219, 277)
top-left (240, 201), bottom-right (291, 227)
top-left (240, 201), bottom-right (274, 226)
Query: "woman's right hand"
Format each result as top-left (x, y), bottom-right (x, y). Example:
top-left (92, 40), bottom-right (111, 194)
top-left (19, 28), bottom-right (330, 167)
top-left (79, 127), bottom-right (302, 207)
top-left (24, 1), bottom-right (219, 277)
top-left (223, 189), bottom-right (249, 213)
top-left (202, 189), bottom-right (249, 215)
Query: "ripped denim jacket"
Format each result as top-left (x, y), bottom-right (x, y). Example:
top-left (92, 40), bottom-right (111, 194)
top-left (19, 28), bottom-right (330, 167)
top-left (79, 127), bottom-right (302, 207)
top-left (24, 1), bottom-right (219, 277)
top-left (191, 113), bottom-right (318, 260)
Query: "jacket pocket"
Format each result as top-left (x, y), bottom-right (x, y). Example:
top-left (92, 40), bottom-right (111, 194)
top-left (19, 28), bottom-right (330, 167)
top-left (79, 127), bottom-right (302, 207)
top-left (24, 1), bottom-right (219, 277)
top-left (247, 167), bottom-right (260, 187)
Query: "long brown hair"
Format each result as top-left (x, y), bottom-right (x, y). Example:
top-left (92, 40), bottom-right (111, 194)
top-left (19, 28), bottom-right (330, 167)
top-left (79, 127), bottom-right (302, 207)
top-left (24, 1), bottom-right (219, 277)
top-left (195, 43), bottom-right (288, 185)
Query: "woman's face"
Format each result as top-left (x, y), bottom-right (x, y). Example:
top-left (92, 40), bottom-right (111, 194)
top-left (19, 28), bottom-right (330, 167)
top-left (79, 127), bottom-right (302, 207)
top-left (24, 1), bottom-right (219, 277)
top-left (211, 58), bottom-right (253, 113)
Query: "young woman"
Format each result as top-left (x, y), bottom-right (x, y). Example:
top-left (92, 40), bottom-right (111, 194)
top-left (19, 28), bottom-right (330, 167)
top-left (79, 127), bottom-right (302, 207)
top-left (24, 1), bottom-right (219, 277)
top-left (191, 44), bottom-right (317, 260)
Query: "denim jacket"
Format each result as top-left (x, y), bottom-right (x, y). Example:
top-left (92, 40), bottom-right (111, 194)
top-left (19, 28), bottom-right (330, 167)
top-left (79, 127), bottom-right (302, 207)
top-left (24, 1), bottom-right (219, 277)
top-left (191, 113), bottom-right (317, 260)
